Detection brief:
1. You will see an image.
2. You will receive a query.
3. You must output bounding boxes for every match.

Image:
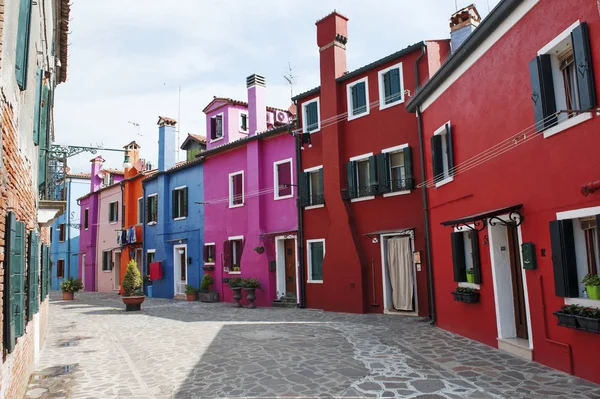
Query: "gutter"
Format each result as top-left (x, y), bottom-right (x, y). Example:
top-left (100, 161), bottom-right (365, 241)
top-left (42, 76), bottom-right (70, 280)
top-left (414, 43), bottom-right (427, 91)
top-left (294, 102), bottom-right (307, 309)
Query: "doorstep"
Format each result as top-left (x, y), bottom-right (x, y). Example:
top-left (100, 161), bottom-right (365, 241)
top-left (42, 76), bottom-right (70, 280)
top-left (173, 294), bottom-right (186, 300)
top-left (497, 337), bottom-right (532, 361)
top-left (383, 309), bottom-right (419, 317)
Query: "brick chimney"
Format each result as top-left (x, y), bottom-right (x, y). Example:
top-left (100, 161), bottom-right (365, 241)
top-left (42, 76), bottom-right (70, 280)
top-left (157, 116), bottom-right (177, 172)
top-left (247, 74), bottom-right (267, 136)
top-left (450, 4), bottom-right (481, 52)
top-left (316, 11), bottom-right (348, 83)
top-left (90, 156), bottom-right (105, 192)
top-left (123, 141), bottom-right (141, 179)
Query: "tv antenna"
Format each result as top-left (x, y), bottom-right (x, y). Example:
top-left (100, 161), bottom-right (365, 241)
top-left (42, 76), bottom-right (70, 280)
top-left (128, 121), bottom-right (142, 136)
top-left (283, 62), bottom-right (297, 99)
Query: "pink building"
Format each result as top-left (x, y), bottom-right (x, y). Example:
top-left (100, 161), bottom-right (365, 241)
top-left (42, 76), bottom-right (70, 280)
top-left (96, 182), bottom-right (123, 292)
top-left (203, 74), bottom-right (298, 307)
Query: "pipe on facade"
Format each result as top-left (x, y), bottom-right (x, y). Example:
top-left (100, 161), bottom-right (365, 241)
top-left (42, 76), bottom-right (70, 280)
top-left (416, 107), bottom-right (436, 324)
top-left (293, 105), bottom-right (307, 309)
top-left (66, 177), bottom-right (71, 279)
top-left (414, 42), bottom-right (427, 91)
top-left (581, 180), bottom-right (600, 196)
top-left (539, 275), bottom-right (573, 374)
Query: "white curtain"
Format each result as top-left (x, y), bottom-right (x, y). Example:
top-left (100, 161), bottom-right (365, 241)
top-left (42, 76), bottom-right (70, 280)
top-left (387, 237), bottom-right (414, 311)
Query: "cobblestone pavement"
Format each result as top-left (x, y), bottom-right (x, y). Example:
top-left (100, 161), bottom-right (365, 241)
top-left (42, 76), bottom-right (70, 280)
top-left (25, 292), bottom-right (600, 399)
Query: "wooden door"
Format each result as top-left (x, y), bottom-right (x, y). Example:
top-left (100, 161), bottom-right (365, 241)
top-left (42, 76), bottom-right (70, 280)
top-left (507, 225), bottom-right (528, 340)
top-left (284, 239), bottom-right (296, 295)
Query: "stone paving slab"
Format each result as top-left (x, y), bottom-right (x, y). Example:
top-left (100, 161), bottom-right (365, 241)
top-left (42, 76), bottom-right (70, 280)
top-left (24, 292), bottom-right (600, 399)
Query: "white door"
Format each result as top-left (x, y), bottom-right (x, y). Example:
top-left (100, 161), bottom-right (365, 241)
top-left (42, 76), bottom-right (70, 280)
top-left (81, 254), bottom-right (86, 291)
top-left (173, 245), bottom-right (187, 296)
top-left (114, 251), bottom-right (121, 291)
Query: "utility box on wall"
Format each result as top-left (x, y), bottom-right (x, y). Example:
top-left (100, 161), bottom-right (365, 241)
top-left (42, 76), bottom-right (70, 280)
top-left (522, 242), bottom-right (537, 270)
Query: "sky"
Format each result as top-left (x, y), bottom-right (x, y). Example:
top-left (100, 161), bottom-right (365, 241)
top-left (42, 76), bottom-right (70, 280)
top-left (54, 0), bottom-right (501, 174)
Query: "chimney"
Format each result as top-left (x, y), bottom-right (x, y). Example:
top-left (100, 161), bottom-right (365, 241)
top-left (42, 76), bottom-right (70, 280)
top-left (157, 116), bottom-right (177, 172)
top-left (316, 11), bottom-right (348, 83)
top-left (90, 156), bottom-right (105, 192)
top-left (450, 4), bottom-right (481, 52)
top-left (247, 74), bottom-right (267, 136)
top-left (123, 141), bottom-right (141, 178)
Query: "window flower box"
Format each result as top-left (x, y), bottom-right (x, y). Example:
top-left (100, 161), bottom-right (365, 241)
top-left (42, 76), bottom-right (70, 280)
top-left (554, 305), bottom-right (600, 334)
top-left (451, 287), bottom-right (480, 303)
top-left (576, 316), bottom-right (600, 334)
top-left (553, 311), bottom-right (578, 329)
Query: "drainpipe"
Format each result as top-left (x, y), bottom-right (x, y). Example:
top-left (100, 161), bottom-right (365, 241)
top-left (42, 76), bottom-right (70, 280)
top-left (293, 106), bottom-right (307, 309)
top-left (417, 107), bottom-right (436, 324)
top-left (414, 42), bottom-right (427, 91)
top-left (66, 178), bottom-right (71, 279)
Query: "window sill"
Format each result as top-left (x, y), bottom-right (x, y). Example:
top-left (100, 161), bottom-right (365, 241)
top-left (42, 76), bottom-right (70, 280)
top-left (229, 203), bottom-right (244, 209)
top-left (147, 222), bottom-right (157, 226)
top-left (351, 196), bottom-right (375, 203)
top-left (307, 280), bottom-right (323, 284)
top-left (109, 221), bottom-right (118, 225)
top-left (347, 110), bottom-right (370, 122)
top-left (435, 176), bottom-right (454, 188)
top-left (274, 195), bottom-right (294, 201)
top-left (103, 270), bottom-right (112, 273)
top-left (228, 271), bottom-right (241, 275)
top-left (379, 99), bottom-right (404, 111)
top-left (458, 282), bottom-right (481, 290)
top-left (204, 262), bottom-right (215, 266)
top-left (383, 190), bottom-right (411, 198)
top-left (305, 204), bottom-right (325, 210)
top-left (210, 136), bottom-right (224, 144)
top-left (303, 127), bottom-right (321, 134)
top-left (174, 217), bottom-right (187, 221)
top-left (543, 113), bottom-right (593, 139)
top-left (564, 297), bottom-right (600, 309)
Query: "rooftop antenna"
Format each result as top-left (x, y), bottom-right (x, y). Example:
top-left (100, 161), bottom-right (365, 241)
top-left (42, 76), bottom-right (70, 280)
top-left (455, 0), bottom-right (458, 11)
top-left (127, 121), bottom-right (142, 136)
top-left (283, 62), bottom-right (296, 99)
top-left (164, 83), bottom-right (182, 161)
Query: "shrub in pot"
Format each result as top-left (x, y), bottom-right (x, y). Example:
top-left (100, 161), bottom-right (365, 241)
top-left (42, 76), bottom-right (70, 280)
top-left (582, 274), bottom-right (600, 300)
top-left (554, 304), bottom-right (581, 329)
top-left (198, 274), bottom-right (219, 302)
top-left (60, 277), bottom-right (83, 300)
top-left (576, 306), bottom-right (600, 333)
top-left (185, 285), bottom-right (199, 301)
top-left (228, 277), bottom-right (244, 308)
top-left (466, 269), bottom-right (475, 284)
top-left (122, 260), bottom-right (145, 311)
top-left (242, 278), bottom-right (262, 309)
top-left (451, 287), bottom-right (480, 303)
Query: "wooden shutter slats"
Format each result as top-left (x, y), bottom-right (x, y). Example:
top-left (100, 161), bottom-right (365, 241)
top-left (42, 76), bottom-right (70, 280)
top-left (549, 220), bottom-right (579, 297)
top-left (368, 156), bottom-right (378, 195)
top-left (15, 0), bottom-right (33, 90)
top-left (471, 232), bottom-right (482, 284)
top-left (571, 22), bottom-right (596, 110)
top-left (451, 232), bottom-right (466, 283)
top-left (376, 153), bottom-right (389, 194)
top-left (529, 55), bottom-right (557, 132)
top-left (445, 124), bottom-right (454, 176)
top-left (182, 187), bottom-right (188, 217)
top-left (346, 161), bottom-right (356, 199)
top-left (403, 147), bottom-right (414, 189)
top-left (431, 135), bottom-right (443, 182)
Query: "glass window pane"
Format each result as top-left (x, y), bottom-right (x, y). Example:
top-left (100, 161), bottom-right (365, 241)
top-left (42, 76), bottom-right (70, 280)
top-left (357, 160), bottom-right (370, 195)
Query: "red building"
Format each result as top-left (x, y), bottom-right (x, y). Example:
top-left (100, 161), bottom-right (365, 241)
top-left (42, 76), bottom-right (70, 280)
top-left (407, 0), bottom-right (600, 384)
top-left (293, 11), bottom-right (449, 315)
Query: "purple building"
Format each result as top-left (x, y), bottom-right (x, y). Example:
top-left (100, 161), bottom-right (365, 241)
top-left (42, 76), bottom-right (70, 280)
top-left (203, 74), bottom-right (298, 307)
top-left (77, 156), bottom-right (124, 291)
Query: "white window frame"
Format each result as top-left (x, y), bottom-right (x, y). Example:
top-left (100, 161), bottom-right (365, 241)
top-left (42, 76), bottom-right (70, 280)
top-left (239, 110), bottom-right (249, 134)
top-left (84, 208), bottom-right (89, 230)
top-left (556, 205), bottom-right (600, 309)
top-left (210, 112), bottom-right (225, 143)
top-left (349, 152), bottom-right (375, 203)
top-left (173, 185), bottom-right (187, 220)
top-left (307, 238), bottom-right (325, 283)
top-left (227, 235), bottom-right (244, 274)
top-left (137, 198), bottom-right (143, 225)
top-left (378, 62), bottom-right (404, 110)
top-left (102, 250), bottom-right (113, 272)
top-left (229, 171), bottom-right (245, 208)
top-left (537, 20), bottom-right (593, 139)
top-left (433, 122), bottom-right (454, 188)
top-left (304, 165), bottom-right (324, 210)
top-left (453, 225), bottom-right (481, 289)
top-left (382, 144), bottom-right (411, 197)
top-left (274, 158), bottom-right (294, 200)
top-left (346, 76), bottom-right (370, 121)
top-left (109, 201), bottom-right (119, 224)
top-left (204, 242), bottom-right (216, 265)
top-left (147, 194), bottom-right (158, 225)
top-left (302, 97), bottom-right (321, 134)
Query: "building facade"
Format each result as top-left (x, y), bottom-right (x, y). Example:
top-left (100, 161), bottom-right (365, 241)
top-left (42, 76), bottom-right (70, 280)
top-left (96, 182), bottom-right (122, 292)
top-left (407, 0), bottom-right (600, 384)
top-left (50, 173), bottom-right (90, 290)
top-left (0, 0), bottom-right (70, 396)
top-left (293, 12), bottom-right (449, 315)
top-left (202, 75), bottom-right (296, 307)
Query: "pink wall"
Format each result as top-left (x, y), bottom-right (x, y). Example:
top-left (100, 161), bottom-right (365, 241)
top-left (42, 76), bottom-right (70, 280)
top-left (96, 184), bottom-right (122, 292)
top-left (205, 102), bottom-right (250, 150)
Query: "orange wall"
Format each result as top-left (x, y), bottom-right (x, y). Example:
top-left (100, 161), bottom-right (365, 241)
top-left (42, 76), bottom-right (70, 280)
top-left (120, 172), bottom-right (145, 292)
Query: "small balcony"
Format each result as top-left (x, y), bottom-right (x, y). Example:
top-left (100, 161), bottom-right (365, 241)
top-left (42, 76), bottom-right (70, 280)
top-left (37, 184), bottom-right (66, 227)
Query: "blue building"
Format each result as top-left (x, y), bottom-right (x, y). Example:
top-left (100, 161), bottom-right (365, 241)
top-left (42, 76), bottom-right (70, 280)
top-left (50, 173), bottom-right (91, 290)
top-left (142, 117), bottom-right (205, 298)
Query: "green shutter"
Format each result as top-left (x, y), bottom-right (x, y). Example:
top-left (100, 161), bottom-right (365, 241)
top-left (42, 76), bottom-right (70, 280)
top-left (571, 22), bottom-right (596, 110)
top-left (318, 169), bottom-right (324, 200)
top-left (182, 187), bottom-right (188, 217)
top-left (376, 154), bottom-right (390, 194)
top-left (389, 68), bottom-right (401, 102)
top-left (298, 172), bottom-right (309, 207)
top-left (368, 156), bottom-right (378, 195)
top-left (38, 85), bottom-right (50, 191)
top-left (27, 231), bottom-right (39, 320)
top-left (307, 102), bottom-right (318, 132)
top-left (4, 213), bottom-right (17, 352)
top-left (431, 135), bottom-right (444, 182)
top-left (172, 190), bottom-right (178, 218)
top-left (403, 147), bottom-right (414, 189)
top-left (451, 232), bottom-right (466, 283)
top-left (33, 69), bottom-right (43, 145)
top-left (383, 71), bottom-right (392, 103)
top-left (15, 0), bottom-right (33, 90)
top-left (311, 242), bottom-right (324, 281)
top-left (13, 220), bottom-right (26, 338)
top-left (346, 161), bottom-right (356, 199)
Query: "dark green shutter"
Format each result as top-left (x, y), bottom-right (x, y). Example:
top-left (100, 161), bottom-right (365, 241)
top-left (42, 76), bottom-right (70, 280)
top-left (311, 242), bottom-right (324, 280)
top-left (471, 232), bottom-right (482, 284)
top-left (431, 135), bottom-right (443, 182)
top-left (549, 220), bottom-right (579, 297)
top-left (445, 124), bottom-right (454, 176)
top-left (38, 85), bottom-right (50, 191)
top-left (4, 213), bottom-right (17, 352)
top-left (33, 69), bottom-right (43, 145)
top-left (529, 55), bottom-right (557, 131)
top-left (346, 161), bottom-right (356, 199)
top-left (389, 68), bottom-right (401, 102)
top-left (27, 231), bottom-right (39, 320)
top-left (6, 217), bottom-right (27, 340)
top-left (172, 190), bottom-right (178, 218)
top-left (114, 204), bottom-right (118, 221)
top-left (383, 71), bottom-right (392, 104)
top-left (571, 22), bottom-right (596, 110)
top-left (376, 153), bottom-right (389, 194)
top-left (182, 187), bottom-right (188, 217)
top-left (146, 197), bottom-right (150, 222)
top-left (318, 168), bottom-right (324, 200)
top-left (15, 0), bottom-right (33, 90)
top-left (298, 172), bottom-right (309, 207)
top-left (403, 147), bottom-right (414, 189)
top-left (451, 232), bottom-right (466, 282)
top-left (351, 85), bottom-right (359, 114)
top-left (368, 156), bottom-right (378, 195)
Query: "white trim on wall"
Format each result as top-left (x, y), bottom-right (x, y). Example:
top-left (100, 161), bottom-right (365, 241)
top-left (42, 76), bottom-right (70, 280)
top-left (378, 62), bottom-right (405, 110)
top-left (346, 76), bottom-right (370, 121)
top-left (228, 170), bottom-right (245, 208)
top-left (273, 158), bottom-right (294, 200)
top-left (304, 165), bottom-right (323, 173)
top-left (302, 97), bottom-right (321, 134)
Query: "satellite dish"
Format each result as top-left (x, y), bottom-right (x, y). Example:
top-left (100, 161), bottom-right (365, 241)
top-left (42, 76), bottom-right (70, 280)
top-left (97, 170), bottom-right (106, 179)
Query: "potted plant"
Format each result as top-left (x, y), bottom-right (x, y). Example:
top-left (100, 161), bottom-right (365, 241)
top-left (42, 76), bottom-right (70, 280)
top-left (582, 274), bottom-right (600, 300)
top-left (232, 264), bottom-right (241, 272)
top-left (198, 274), bottom-right (219, 303)
top-left (228, 277), bottom-right (244, 308)
top-left (185, 285), bottom-right (199, 301)
top-left (121, 260), bottom-right (145, 311)
top-left (554, 304), bottom-right (580, 329)
top-left (242, 278), bottom-right (262, 309)
top-left (60, 277), bottom-right (83, 300)
top-left (254, 246), bottom-right (265, 254)
top-left (207, 256), bottom-right (214, 263)
top-left (576, 307), bottom-right (600, 333)
top-left (466, 269), bottom-right (475, 284)
top-left (451, 287), bottom-right (480, 303)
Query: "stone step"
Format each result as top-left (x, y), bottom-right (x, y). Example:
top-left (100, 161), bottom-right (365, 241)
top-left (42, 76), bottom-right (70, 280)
top-left (272, 301), bottom-right (297, 308)
top-left (278, 297), bottom-right (297, 304)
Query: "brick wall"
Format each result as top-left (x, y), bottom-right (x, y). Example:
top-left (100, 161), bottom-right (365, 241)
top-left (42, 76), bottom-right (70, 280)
top-left (0, 91), bottom-right (49, 399)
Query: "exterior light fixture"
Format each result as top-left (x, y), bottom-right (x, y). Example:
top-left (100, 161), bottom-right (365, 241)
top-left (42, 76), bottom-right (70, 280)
top-left (178, 248), bottom-right (185, 255)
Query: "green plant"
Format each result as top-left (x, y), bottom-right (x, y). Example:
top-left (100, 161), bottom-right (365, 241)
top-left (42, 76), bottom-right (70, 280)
top-left (466, 269), bottom-right (474, 275)
top-left (558, 304), bottom-right (583, 315)
top-left (582, 274), bottom-right (600, 286)
top-left (228, 277), bottom-right (243, 288)
top-left (122, 260), bottom-right (143, 296)
top-left (207, 257), bottom-right (214, 263)
top-left (185, 285), bottom-right (199, 294)
top-left (455, 287), bottom-right (478, 294)
top-left (242, 278), bottom-right (262, 289)
top-left (232, 264), bottom-right (241, 272)
top-left (200, 274), bottom-right (213, 291)
top-left (60, 277), bottom-right (83, 293)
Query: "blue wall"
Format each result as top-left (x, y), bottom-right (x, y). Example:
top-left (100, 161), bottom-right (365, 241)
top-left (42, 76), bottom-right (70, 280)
top-left (51, 177), bottom-right (90, 290)
top-left (143, 162), bottom-right (205, 298)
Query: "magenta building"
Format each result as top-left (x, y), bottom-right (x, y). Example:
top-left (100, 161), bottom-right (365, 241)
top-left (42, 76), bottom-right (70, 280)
top-left (202, 74), bottom-right (298, 307)
top-left (77, 156), bottom-right (124, 291)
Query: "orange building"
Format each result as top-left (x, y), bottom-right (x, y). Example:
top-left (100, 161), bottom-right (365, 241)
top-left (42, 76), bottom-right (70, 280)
top-left (119, 141), bottom-right (155, 292)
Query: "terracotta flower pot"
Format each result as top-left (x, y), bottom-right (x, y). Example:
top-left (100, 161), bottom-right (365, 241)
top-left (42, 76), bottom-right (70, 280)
top-left (186, 293), bottom-right (197, 302)
top-left (244, 288), bottom-right (257, 309)
top-left (122, 295), bottom-right (145, 311)
top-left (231, 287), bottom-right (243, 308)
top-left (62, 291), bottom-right (74, 300)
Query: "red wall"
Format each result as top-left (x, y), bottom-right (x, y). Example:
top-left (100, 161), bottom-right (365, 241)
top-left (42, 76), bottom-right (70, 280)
top-left (419, 0), bottom-right (600, 383)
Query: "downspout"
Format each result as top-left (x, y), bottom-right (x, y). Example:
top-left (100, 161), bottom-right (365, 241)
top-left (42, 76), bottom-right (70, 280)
top-left (66, 178), bottom-right (71, 279)
top-left (414, 42), bottom-right (427, 91)
top-left (293, 104), bottom-right (307, 309)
